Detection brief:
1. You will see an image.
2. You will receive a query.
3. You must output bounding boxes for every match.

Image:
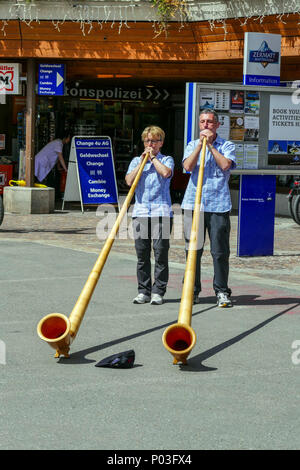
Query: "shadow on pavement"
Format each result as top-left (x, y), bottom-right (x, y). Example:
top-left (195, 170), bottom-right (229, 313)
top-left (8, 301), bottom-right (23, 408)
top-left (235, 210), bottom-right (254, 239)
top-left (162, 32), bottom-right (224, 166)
top-left (180, 302), bottom-right (299, 372)
top-left (57, 305), bottom-right (216, 365)
top-left (57, 300), bottom-right (299, 368)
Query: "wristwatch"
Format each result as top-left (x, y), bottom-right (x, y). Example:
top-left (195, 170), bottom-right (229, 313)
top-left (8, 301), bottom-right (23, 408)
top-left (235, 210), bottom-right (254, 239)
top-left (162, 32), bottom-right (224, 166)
top-left (150, 156), bottom-right (156, 162)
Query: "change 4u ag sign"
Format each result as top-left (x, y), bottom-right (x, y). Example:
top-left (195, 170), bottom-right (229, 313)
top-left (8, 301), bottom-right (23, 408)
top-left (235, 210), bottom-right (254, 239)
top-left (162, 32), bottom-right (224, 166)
top-left (74, 137), bottom-right (118, 205)
top-left (63, 136), bottom-right (118, 211)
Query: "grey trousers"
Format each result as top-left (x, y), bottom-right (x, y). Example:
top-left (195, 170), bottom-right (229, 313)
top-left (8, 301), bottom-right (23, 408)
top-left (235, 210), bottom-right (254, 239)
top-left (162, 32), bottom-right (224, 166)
top-left (133, 217), bottom-right (173, 296)
top-left (183, 210), bottom-right (231, 296)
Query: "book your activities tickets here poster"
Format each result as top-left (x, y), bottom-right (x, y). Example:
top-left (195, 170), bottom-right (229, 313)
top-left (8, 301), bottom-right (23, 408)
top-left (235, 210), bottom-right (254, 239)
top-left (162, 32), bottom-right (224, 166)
top-left (63, 136), bottom-right (118, 209)
top-left (268, 95), bottom-right (300, 166)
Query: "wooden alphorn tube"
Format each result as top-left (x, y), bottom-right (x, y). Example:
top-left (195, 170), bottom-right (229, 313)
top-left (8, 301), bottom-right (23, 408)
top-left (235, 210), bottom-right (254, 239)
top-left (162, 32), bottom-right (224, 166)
top-left (37, 153), bottom-right (150, 358)
top-left (162, 138), bottom-right (207, 365)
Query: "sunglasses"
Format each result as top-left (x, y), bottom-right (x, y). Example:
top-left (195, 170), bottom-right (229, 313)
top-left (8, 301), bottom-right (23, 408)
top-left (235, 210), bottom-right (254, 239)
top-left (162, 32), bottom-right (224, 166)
top-left (144, 139), bottom-right (162, 144)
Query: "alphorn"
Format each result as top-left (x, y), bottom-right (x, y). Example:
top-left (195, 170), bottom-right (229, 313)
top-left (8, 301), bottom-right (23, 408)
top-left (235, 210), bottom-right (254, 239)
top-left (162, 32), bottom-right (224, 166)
top-left (37, 153), bottom-right (150, 358)
top-left (162, 137), bottom-right (207, 365)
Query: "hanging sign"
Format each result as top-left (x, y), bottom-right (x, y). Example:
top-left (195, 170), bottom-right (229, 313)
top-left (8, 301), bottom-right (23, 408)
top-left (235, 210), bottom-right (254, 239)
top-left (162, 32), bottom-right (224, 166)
top-left (63, 136), bottom-right (118, 211)
top-left (0, 63), bottom-right (21, 95)
top-left (38, 64), bottom-right (65, 96)
top-left (243, 33), bottom-right (281, 86)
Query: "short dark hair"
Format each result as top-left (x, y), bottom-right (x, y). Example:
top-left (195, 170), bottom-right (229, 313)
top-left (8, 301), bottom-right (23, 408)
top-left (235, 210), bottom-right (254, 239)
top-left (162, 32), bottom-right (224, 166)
top-left (57, 130), bottom-right (71, 140)
top-left (199, 109), bottom-right (219, 123)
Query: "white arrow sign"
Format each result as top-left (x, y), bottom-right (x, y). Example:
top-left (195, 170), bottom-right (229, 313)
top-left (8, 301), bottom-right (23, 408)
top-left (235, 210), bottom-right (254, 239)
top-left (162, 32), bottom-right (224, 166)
top-left (145, 87), bottom-right (169, 101)
top-left (162, 89), bottom-right (170, 100)
top-left (154, 89), bottom-right (161, 100)
top-left (56, 72), bottom-right (64, 88)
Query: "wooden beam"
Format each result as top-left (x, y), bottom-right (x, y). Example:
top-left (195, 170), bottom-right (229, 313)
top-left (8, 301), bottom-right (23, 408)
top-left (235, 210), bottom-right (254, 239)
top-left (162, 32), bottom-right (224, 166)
top-left (10, 36), bottom-right (298, 62)
top-left (0, 17), bottom-right (299, 82)
top-left (25, 58), bottom-right (35, 188)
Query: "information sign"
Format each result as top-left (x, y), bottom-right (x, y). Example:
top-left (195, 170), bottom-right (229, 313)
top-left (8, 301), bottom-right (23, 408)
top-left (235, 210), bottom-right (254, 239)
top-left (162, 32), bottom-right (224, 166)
top-left (243, 33), bottom-right (281, 87)
top-left (63, 136), bottom-right (118, 212)
top-left (38, 64), bottom-right (65, 96)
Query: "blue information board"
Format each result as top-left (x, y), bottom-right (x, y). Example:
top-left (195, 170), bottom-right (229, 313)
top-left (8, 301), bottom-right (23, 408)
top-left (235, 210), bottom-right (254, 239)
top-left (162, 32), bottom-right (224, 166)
top-left (38, 64), bottom-right (65, 96)
top-left (237, 175), bottom-right (276, 256)
top-left (74, 136), bottom-right (118, 205)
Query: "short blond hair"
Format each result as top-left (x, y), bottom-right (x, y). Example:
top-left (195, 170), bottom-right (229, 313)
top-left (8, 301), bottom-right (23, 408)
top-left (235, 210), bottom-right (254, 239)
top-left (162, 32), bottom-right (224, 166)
top-left (141, 126), bottom-right (165, 142)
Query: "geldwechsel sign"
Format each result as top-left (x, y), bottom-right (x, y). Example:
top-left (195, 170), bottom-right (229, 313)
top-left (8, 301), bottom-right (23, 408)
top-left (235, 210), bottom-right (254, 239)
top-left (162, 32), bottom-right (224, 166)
top-left (38, 63), bottom-right (65, 96)
top-left (75, 137), bottom-right (118, 204)
top-left (243, 32), bottom-right (281, 86)
top-left (63, 136), bottom-right (118, 211)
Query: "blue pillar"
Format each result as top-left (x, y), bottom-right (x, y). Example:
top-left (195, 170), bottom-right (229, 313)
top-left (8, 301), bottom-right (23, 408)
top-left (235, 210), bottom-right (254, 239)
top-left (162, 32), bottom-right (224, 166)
top-left (237, 175), bottom-right (276, 256)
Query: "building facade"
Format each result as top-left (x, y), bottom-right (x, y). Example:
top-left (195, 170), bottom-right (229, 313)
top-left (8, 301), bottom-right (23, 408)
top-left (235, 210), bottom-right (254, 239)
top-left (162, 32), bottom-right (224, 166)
top-left (0, 0), bottom-right (299, 195)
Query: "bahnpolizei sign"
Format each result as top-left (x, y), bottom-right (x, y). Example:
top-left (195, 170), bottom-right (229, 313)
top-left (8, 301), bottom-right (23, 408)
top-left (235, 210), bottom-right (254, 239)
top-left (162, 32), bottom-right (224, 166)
top-left (65, 85), bottom-right (170, 102)
top-left (243, 33), bottom-right (281, 87)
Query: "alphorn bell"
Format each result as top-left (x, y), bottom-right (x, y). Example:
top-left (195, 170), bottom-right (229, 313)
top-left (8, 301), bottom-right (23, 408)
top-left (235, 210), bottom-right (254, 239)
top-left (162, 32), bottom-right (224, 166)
top-left (162, 137), bottom-right (207, 365)
top-left (37, 153), bottom-right (150, 358)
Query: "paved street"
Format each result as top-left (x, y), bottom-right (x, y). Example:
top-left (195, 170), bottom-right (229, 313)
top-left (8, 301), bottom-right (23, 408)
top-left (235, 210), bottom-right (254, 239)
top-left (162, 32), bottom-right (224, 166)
top-left (0, 203), bottom-right (299, 450)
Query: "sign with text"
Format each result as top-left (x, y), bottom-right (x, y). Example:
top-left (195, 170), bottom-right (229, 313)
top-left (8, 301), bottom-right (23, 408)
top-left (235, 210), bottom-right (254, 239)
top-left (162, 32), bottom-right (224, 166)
top-left (65, 85), bottom-right (170, 102)
top-left (0, 63), bottom-right (21, 95)
top-left (75, 137), bottom-right (118, 204)
top-left (38, 64), bottom-right (65, 96)
top-left (268, 94), bottom-right (300, 165)
top-left (63, 136), bottom-right (118, 211)
top-left (243, 33), bottom-right (281, 86)
top-left (237, 175), bottom-right (276, 256)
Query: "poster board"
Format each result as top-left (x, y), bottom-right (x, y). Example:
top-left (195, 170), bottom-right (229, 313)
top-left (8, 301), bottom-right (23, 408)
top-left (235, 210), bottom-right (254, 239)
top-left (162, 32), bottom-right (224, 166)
top-left (184, 82), bottom-right (300, 175)
top-left (268, 94), bottom-right (300, 165)
top-left (62, 136), bottom-right (118, 212)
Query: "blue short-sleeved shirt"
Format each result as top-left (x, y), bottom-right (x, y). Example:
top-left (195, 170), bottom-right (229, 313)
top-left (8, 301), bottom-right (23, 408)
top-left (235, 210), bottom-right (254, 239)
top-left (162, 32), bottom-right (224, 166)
top-left (126, 153), bottom-right (174, 217)
top-left (35, 139), bottom-right (63, 182)
top-left (181, 135), bottom-right (236, 212)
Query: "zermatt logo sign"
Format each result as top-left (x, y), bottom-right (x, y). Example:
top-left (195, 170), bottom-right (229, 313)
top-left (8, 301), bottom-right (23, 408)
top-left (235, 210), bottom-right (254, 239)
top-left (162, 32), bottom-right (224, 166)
top-left (243, 33), bottom-right (281, 86)
top-left (249, 41), bottom-right (279, 68)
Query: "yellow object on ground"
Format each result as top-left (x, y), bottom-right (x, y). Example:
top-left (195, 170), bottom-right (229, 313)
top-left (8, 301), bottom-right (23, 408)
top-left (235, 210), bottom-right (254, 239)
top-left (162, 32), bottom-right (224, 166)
top-left (9, 180), bottom-right (48, 188)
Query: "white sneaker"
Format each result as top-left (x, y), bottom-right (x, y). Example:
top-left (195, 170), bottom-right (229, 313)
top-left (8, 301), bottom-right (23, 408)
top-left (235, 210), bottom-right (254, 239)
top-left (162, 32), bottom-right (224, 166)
top-left (216, 292), bottom-right (232, 308)
top-left (133, 293), bottom-right (151, 304)
top-left (150, 293), bottom-right (163, 305)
